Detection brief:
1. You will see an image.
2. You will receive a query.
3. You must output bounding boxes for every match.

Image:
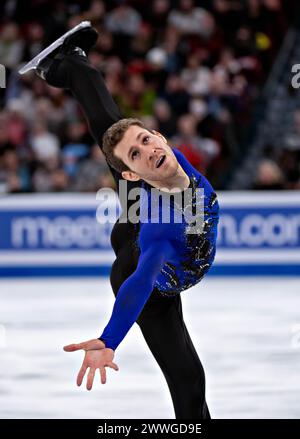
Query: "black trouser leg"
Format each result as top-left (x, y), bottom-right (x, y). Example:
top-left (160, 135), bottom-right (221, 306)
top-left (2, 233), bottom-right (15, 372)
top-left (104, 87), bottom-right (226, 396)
top-left (46, 53), bottom-right (123, 185)
top-left (47, 54), bottom-right (121, 144)
top-left (110, 238), bottom-right (211, 419)
top-left (138, 295), bottom-right (211, 419)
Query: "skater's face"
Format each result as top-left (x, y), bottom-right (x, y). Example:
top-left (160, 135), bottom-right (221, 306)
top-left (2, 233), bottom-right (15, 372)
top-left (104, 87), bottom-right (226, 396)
top-left (113, 125), bottom-right (179, 183)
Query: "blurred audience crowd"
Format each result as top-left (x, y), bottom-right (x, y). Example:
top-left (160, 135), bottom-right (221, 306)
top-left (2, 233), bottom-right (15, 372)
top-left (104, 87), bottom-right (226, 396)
top-left (253, 108), bottom-right (300, 190)
top-left (0, 0), bottom-right (297, 193)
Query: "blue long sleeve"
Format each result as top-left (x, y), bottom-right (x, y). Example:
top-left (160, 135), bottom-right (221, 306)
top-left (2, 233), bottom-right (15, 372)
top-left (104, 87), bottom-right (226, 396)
top-left (98, 232), bottom-right (175, 351)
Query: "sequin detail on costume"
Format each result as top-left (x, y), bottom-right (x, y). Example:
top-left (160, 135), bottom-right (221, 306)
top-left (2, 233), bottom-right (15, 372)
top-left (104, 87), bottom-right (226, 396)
top-left (150, 173), bottom-right (219, 297)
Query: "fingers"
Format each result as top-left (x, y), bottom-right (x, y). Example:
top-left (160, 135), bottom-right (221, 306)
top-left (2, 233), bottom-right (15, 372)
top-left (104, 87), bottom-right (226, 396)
top-left (63, 339), bottom-right (104, 352)
top-left (77, 363), bottom-right (88, 386)
top-left (100, 367), bottom-right (106, 384)
top-left (78, 363), bottom-right (119, 389)
top-left (108, 362), bottom-right (119, 372)
top-left (87, 368), bottom-right (96, 391)
top-left (64, 343), bottom-right (85, 352)
top-left (99, 363), bottom-right (119, 385)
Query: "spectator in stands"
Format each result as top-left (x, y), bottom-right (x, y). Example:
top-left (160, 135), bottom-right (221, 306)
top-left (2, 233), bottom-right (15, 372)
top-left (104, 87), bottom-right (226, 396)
top-left (181, 53), bottom-right (212, 96)
top-left (118, 73), bottom-right (156, 117)
top-left (147, 0), bottom-right (171, 36)
top-left (5, 100), bottom-right (28, 154)
top-left (284, 109), bottom-right (300, 151)
top-left (253, 159), bottom-right (285, 190)
top-left (0, 148), bottom-right (30, 193)
top-left (161, 74), bottom-right (190, 116)
top-left (32, 155), bottom-right (68, 192)
top-left (105, 1), bottom-right (141, 37)
top-left (172, 113), bottom-right (220, 173)
top-left (30, 120), bottom-right (60, 163)
top-left (0, 22), bottom-right (23, 70)
top-left (62, 121), bottom-right (90, 180)
top-left (153, 98), bottom-right (177, 138)
top-left (71, 144), bottom-right (114, 192)
top-left (168, 0), bottom-right (215, 39)
top-left (22, 22), bottom-right (44, 62)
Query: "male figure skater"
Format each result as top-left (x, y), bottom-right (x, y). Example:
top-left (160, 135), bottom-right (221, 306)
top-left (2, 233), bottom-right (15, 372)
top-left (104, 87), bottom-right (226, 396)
top-left (20, 22), bottom-right (219, 419)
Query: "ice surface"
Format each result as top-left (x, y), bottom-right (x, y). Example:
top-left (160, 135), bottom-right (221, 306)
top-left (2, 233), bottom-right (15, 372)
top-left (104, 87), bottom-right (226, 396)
top-left (0, 277), bottom-right (300, 419)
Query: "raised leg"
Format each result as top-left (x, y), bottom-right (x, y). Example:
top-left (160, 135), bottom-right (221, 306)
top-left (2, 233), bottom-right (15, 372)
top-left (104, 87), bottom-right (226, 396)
top-left (45, 53), bottom-right (123, 183)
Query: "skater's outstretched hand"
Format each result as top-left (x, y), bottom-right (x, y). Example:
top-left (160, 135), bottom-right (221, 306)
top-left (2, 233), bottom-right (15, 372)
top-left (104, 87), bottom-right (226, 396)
top-left (63, 338), bottom-right (119, 389)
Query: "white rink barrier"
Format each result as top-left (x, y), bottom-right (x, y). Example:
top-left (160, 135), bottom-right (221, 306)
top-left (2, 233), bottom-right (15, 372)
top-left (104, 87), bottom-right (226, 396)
top-left (0, 191), bottom-right (299, 277)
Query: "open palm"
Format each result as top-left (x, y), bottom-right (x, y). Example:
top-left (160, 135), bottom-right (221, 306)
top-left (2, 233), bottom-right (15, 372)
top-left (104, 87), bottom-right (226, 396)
top-left (77, 348), bottom-right (119, 390)
top-left (63, 339), bottom-right (119, 390)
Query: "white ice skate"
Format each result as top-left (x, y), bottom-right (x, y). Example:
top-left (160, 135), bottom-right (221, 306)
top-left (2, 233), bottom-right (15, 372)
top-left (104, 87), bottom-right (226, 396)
top-left (18, 21), bottom-right (92, 75)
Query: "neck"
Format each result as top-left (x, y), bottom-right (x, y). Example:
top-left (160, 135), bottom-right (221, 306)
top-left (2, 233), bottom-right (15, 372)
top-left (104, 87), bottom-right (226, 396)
top-left (144, 164), bottom-right (190, 193)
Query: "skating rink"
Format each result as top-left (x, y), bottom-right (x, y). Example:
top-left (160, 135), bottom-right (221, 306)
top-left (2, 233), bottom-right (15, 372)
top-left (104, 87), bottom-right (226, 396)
top-left (0, 276), bottom-right (299, 419)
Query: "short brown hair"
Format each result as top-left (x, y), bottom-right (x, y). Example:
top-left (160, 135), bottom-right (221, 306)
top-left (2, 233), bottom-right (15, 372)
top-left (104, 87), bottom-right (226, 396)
top-left (102, 118), bottom-right (150, 173)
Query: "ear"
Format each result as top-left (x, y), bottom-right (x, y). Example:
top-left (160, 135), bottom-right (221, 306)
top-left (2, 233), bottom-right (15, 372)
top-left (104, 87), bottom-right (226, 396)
top-left (121, 170), bottom-right (141, 182)
top-left (151, 130), bottom-right (167, 144)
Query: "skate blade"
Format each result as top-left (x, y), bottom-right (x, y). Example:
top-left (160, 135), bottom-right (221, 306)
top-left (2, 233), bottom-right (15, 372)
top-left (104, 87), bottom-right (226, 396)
top-left (18, 21), bottom-right (91, 75)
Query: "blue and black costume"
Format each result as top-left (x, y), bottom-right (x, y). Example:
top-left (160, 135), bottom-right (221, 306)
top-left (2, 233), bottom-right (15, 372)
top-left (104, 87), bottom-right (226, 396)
top-left (99, 148), bottom-right (219, 351)
top-left (46, 52), bottom-right (217, 419)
